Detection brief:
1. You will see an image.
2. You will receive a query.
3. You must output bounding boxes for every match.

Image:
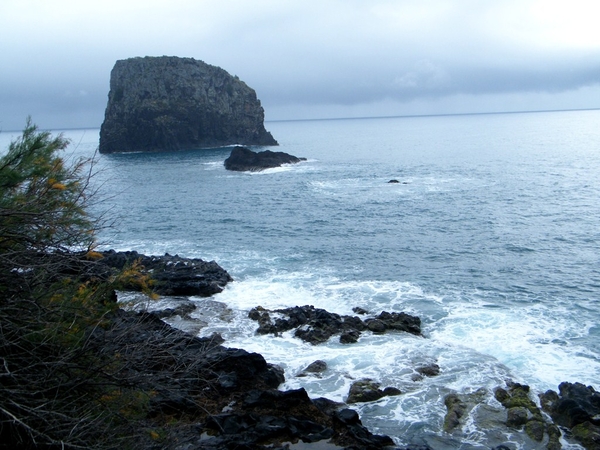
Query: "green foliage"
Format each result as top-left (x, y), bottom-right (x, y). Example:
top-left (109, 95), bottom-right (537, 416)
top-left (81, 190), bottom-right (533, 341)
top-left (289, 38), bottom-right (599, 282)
top-left (0, 117), bottom-right (93, 256)
top-left (0, 119), bottom-right (151, 449)
top-left (113, 259), bottom-right (158, 299)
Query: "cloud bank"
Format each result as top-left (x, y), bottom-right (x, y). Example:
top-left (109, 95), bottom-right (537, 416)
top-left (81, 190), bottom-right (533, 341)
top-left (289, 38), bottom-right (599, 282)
top-left (1, 0), bottom-right (599, 130)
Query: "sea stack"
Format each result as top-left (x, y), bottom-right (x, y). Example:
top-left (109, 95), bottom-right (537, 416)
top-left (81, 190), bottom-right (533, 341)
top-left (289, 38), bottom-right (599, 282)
top-left (99, 56), bottom-right (278, 153)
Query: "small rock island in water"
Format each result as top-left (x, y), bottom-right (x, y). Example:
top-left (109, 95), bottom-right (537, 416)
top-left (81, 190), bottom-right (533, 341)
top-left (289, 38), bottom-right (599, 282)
top-left (224, 146), bottom-right (306, 172)
top-left (99, 56), bottom-right (278, 153)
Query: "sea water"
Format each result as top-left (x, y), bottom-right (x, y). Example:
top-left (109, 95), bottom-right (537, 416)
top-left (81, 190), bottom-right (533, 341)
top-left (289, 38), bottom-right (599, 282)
top-left (3, 110), bottom-right (599, 448)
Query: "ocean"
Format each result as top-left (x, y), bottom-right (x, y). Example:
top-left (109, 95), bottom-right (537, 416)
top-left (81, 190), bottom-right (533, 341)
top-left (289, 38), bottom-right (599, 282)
top-left (3, 109), bottom-right (599, 448)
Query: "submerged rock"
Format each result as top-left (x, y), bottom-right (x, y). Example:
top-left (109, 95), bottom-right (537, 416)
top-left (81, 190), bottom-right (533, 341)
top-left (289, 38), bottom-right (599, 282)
top-left (443, 394), bottom-right (469, 432)
top-left (494, 382), bottom-right (561, 446)
top-left (224, 146), bottom-right (306, 172)
top-left (297, 360), bottom-right (328, 377)
top-left (412, 363), bottom-right (441, 381)
top-left (99, 56), bottom-right (277, 153)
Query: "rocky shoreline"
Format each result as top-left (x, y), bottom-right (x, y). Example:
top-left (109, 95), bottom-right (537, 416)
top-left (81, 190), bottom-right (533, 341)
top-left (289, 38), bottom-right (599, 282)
top-left (102, 251), bottom-right (600, 449)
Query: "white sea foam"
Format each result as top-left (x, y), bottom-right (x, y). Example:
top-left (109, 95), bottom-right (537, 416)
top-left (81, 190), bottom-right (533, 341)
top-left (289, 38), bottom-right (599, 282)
top-left (191, 267), bottom-right (599, 448)
top-left (430, 300), bottom-right (600, 391)
top-left (195, 273), bottom-right (517, 442)
top-left (214, 270), bottom-right (434, 316)
top-left (201, 161), bottom-right (223, 170)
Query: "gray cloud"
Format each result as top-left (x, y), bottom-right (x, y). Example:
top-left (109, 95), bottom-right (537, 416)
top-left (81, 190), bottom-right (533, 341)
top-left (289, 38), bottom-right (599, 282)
top-left (1, 0), bottom-right (599, 130)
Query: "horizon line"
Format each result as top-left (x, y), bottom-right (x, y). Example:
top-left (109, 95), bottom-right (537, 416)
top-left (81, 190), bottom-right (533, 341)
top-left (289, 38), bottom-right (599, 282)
top-left (266, 106), bottom-right (600, 124)
top-left (1, 106), bottom-right (599, 133)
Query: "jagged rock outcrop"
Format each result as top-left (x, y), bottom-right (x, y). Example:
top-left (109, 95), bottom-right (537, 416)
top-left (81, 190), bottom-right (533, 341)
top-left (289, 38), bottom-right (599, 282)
top-left (99, 56), bottom-right (277, 153)
top-left (540, 382), bottom-right (600, 449)
top-left (224, 146), bottom-right (306, 172)
top-left (248, 305), bottom-right (421, 345)
top-left (80, 250), bottom-right (233, 297)
top-left (91, 310), bottom-right (395, 449)
top-left (494, 382), bottom-right (561, 447)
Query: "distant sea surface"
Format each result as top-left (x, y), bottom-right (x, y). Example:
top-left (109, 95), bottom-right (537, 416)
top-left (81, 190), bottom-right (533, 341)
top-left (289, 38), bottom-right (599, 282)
top-left (4, 110), bottom-right (599, 448)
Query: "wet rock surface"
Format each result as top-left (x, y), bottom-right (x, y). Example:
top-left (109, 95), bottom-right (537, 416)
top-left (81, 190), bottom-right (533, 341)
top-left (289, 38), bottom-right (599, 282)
top-left (46, 249), bottom-right (600, 449)
top-left (346, 379), bottom-right (402, 404)
top-left (493, 382), bottom-right (562, 448)
top-left (540, 382), bottom-right (600, 449)
top-left (297, 360), bottom-right (328, 377)
top-left (91, 309), bottom-right (395, 449)
top-left (248, 304), bottom-right (421, 345)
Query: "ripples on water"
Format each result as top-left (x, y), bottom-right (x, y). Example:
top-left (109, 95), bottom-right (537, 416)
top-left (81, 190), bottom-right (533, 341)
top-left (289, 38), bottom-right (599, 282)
top-left (3, 110), bottom-right (599, 447)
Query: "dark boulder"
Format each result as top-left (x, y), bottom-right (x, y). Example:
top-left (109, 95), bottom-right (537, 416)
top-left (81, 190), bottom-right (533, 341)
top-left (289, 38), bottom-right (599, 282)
top-left (207, 348), bottom-right (285, 390)
top-left (540, 381), bottom-right (600, 449)
top-left (200, 387), bottom-right (395, 449)
top-left (297, 360), bottom-right (328, 377)
top-left (366, 318), bottom-right (386, 333)
top-left (339, 330), bottom-right (360, 344)
top-left (224, 146), bottom-right (306, 172)
top-left (494, 382), bottom-right (557, 444)
top-left (243, 388), bottom-right (313, 410)
top-left (249, 305), bottom-right (358, 344)
top-left (443, 394), bottom-right (468, 432)
top-left (367, 311), bottom-right (422, 336)
top-left (99, 56), bottom-right (277, 153)
top-left (416, 363), bottom-right (441, 378)
top-left (336, 408), bottom-right (361, 425)
top-left (346, 379), bottom-right (401, 404)
top-left (352, 306), bottom-right (368, 315)
top-left (554, 382), bottom-right (600, 428)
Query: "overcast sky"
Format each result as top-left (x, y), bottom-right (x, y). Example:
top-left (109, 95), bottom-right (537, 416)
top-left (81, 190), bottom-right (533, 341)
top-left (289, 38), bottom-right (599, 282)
top-left (1, 0), bottom-right (599, 130)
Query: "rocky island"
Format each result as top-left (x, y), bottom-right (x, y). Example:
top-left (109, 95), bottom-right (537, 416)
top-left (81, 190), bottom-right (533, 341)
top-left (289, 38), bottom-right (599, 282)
top-left (99, 56), bottom-right (278, 154)
top-left (224, 146), bottom-right (306, 172)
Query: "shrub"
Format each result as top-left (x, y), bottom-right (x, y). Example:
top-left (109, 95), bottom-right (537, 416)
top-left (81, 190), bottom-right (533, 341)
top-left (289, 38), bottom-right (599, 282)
top-left (0, 119), bottom-right (145, 449)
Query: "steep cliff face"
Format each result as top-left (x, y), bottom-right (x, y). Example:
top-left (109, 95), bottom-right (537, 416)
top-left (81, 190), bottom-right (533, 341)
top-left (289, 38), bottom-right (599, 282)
top-left (99, 56), bottom-right (278, 153)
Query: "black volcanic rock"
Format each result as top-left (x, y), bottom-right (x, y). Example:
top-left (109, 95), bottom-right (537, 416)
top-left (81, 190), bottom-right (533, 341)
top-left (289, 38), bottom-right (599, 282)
top-left (96, 250), bottom-right (233, 297)
top-left (346, 379), bottom-right (401, 404)
top-left (224, 146), bottom-right (306, 171)
top-left (540, 381), bottom-right (600, 449)
top-left (99, 56), bottom-right (277, 153)
top-left (89, 310), bottom-right (393, 449)
top-left (248, 305), bottom-right (421, 345)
